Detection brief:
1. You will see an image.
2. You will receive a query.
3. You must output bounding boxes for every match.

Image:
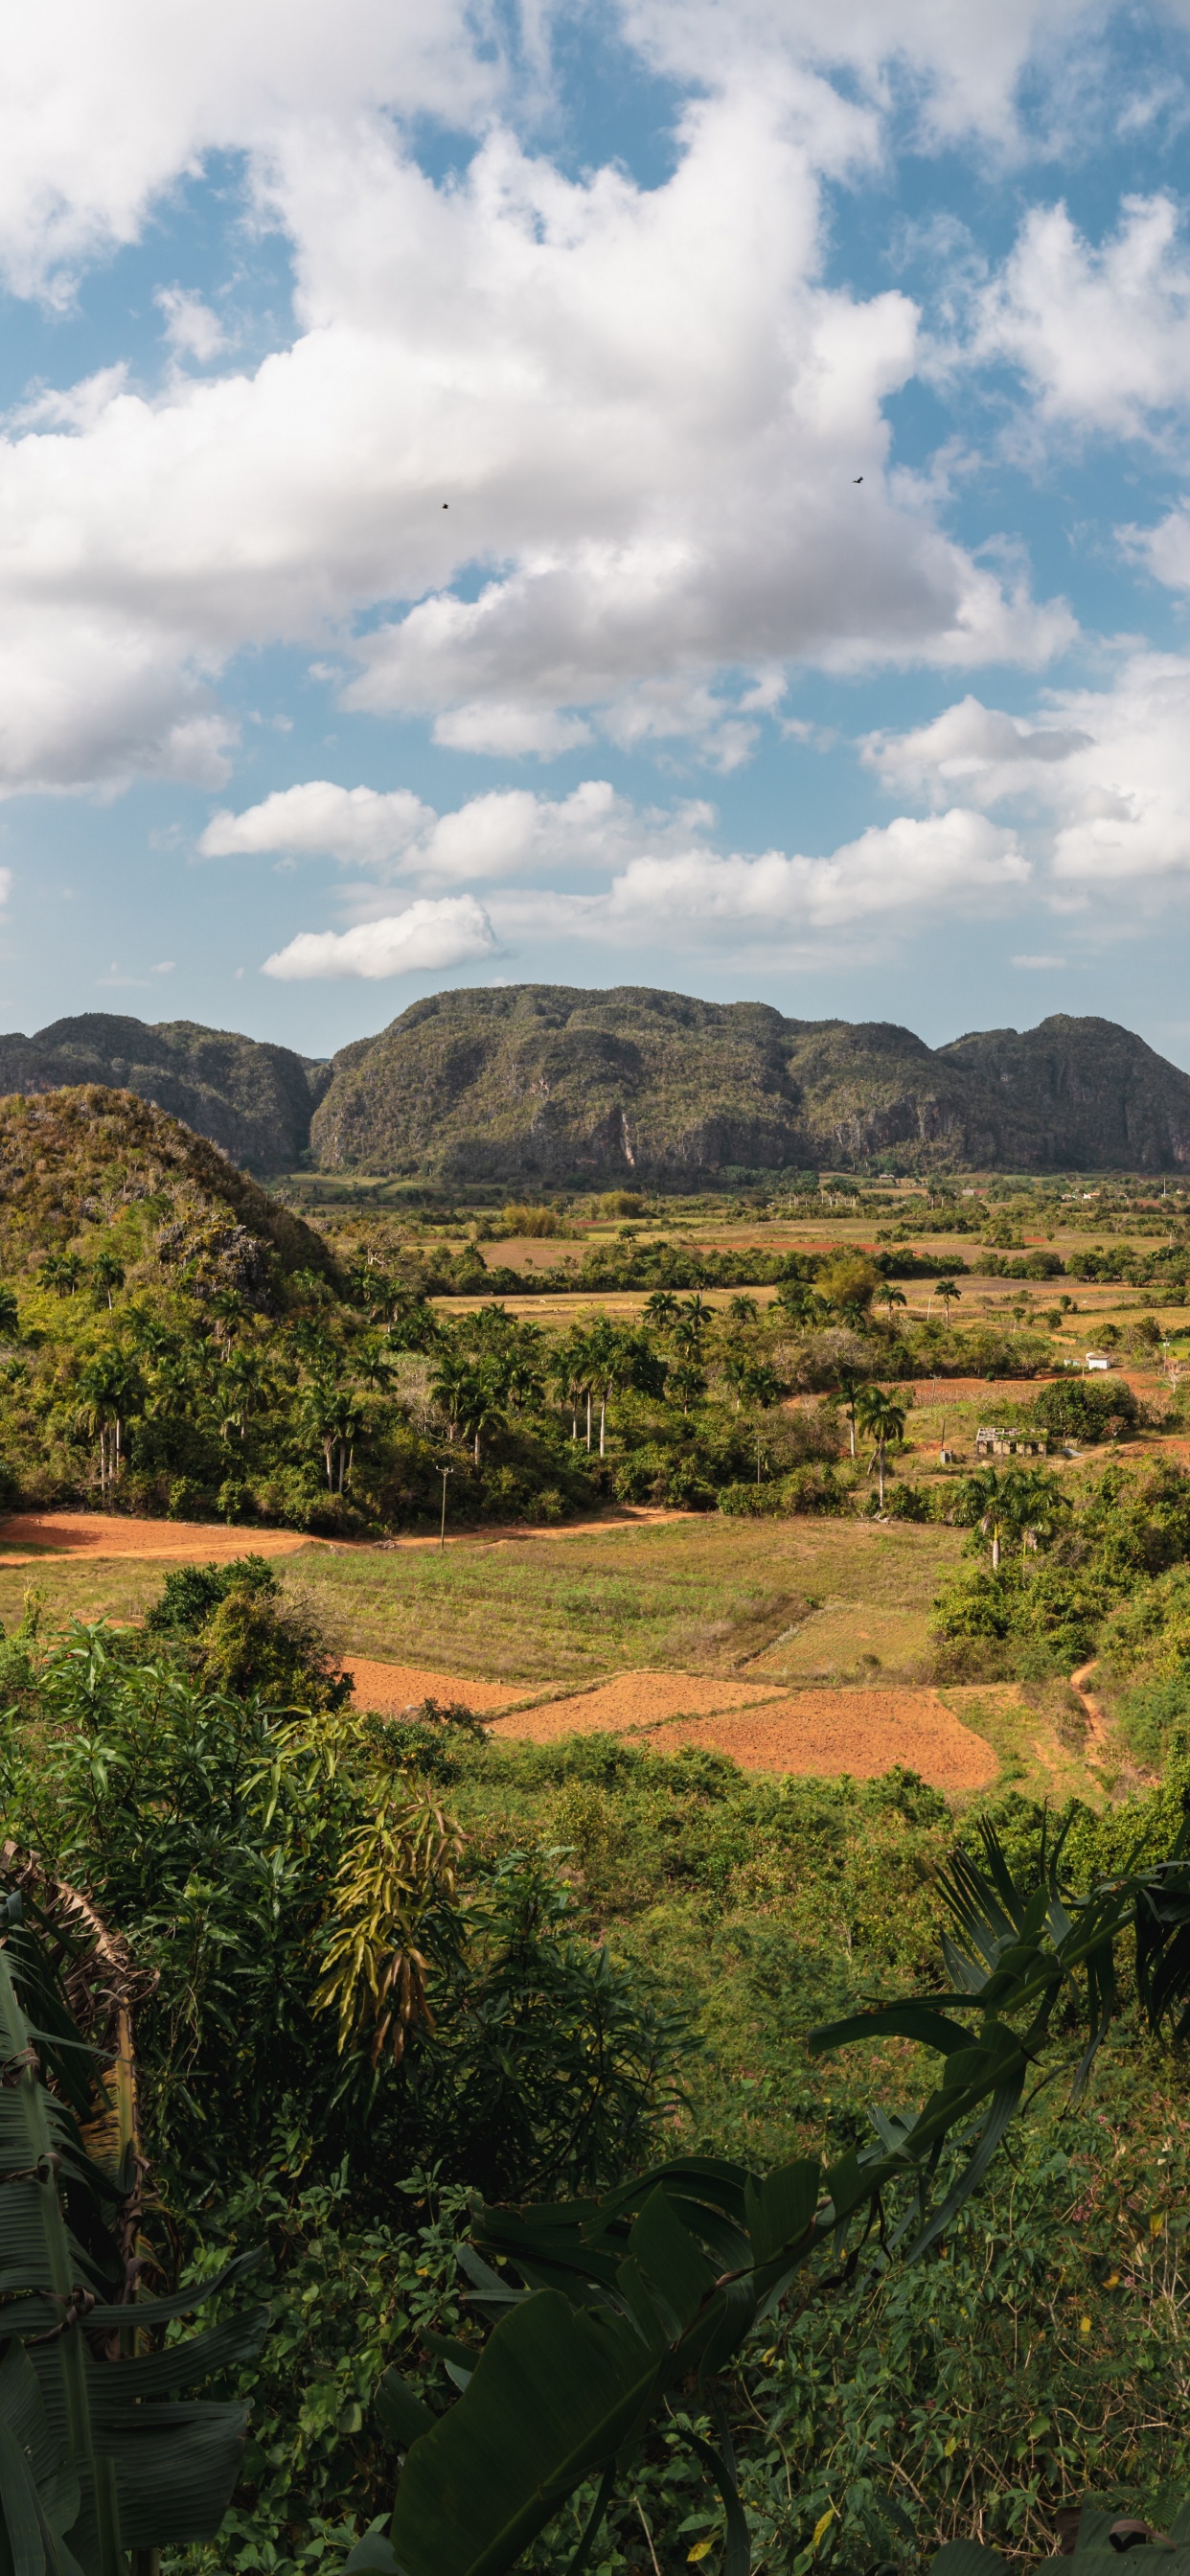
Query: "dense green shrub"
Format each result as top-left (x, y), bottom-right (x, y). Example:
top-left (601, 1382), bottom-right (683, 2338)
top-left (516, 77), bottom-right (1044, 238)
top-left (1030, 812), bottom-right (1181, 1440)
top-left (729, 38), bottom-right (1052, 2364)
top-left (1031, 1375), bottom-right (1140, 1438)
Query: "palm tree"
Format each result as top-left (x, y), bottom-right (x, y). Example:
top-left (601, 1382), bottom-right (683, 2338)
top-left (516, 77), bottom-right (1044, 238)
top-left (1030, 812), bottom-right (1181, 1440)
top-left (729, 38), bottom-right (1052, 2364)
top-left (428, 1348), bottom-right (473, 1445)
top-left (76, 1348), bottom-right (143, 1497)
top-left (776, 1279), bottom-right (825, 1328)
top-left (741, 1360), bottom-right (780, 1410)
top-left (855, 1383), bottom-right (906, 1508)
top-left (302, 1379), bottom-right (365, 1491)
top-left (91, 1251), bottom-right (126, 1311)
top-left (221, 1346), bottom-right (273, 1442)
top-left (455, 1368), bottom-right (504, 1467)
top-left (721, 1346), bottom-right (752, 1412)
top-left (39, 1252), bottom-right (83, 1298)
top-left (583, 1318), bottom-right (628, 1459)
top-left (643, 1291), bottom-right (680, 1331)
top-left (0, 1285), bottom-right (19, 1343)
top-left (726, 1295), bottom-right (759, 1325)
top-left (964, 1465), bottom-right (1007, 1569)
top-left (208, 1288), bottom-right (244, 1359)
top-left (668, 1359), bottom-right (707, 1417)
top-left (835, 1366), bottom-right (863, 1459)
top-left (934, 1277), bottom-right (961, 1327)
top-left (877, 1282), bottom-right (907, 1326)
top-left (680, 1293), bottom-right (712, 1335)
top-left (550, 1330), bottom-right (590, 1442)
top-left (998, 1463), bottom-right (1069, 1571)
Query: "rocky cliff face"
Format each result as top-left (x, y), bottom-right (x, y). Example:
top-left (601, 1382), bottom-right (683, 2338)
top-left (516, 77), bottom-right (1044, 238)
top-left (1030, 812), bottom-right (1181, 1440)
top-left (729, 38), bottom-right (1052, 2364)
top-left (307, 985), bottom-right (1190, 1179)
top-left (0, 1015), bottom-right (331, 1167)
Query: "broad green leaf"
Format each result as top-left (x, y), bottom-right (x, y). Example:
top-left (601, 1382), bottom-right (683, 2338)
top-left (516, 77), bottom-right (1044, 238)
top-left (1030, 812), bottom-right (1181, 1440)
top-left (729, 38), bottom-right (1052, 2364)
top-left (389, 2288), bottom-right (668, 2576)
top-left (374, 2371), bottom-right (436, 2454)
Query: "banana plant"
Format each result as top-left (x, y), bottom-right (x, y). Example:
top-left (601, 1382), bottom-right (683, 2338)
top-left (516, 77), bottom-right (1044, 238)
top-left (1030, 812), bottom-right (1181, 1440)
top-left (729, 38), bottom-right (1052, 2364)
top-left (344, 1816), bottom-right (1190, 2576)
top-left (0, 1882), bottom-right (268, 2576)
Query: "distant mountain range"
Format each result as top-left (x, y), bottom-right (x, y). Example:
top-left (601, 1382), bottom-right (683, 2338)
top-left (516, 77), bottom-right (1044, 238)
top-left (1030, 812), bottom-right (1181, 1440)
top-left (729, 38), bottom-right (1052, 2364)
top-left (4, 989), bottom-right (1190, 1179)
top-left (0, 1015), bottom-right (332, 1168)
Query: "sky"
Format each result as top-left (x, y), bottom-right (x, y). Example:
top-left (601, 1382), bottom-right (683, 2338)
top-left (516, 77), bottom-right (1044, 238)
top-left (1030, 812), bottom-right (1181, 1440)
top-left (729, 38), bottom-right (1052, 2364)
top-left (4, 3), bottom-right (1190, 1066)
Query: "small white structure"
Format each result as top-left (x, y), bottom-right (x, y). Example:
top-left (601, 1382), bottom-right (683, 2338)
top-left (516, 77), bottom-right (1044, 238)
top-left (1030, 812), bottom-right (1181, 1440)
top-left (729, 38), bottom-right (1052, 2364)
top-left (1085, 1351), bottom-right (1113, 1372)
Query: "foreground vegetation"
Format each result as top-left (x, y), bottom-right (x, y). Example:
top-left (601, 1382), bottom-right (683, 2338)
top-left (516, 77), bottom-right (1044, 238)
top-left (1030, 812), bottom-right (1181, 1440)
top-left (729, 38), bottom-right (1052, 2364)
top-left (5, 1504), bottom-right (1190, 2572)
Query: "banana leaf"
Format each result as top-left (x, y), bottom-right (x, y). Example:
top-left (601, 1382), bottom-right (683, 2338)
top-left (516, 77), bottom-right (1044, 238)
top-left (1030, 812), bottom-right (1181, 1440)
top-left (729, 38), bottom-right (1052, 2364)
top-left (0, 1892), bottom-right (267, 2576)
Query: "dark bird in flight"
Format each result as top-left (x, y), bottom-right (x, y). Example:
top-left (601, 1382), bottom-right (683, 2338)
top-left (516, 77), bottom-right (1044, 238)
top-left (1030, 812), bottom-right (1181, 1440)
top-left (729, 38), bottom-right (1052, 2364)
top-left (854, 475), bottom-right (863, 483)
top-left (443, 501), bottom-right (448, 508)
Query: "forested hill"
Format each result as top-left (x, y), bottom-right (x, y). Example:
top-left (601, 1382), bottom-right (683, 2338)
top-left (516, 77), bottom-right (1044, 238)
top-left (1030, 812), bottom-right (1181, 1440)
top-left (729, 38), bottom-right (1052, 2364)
top-left (0, 1013), bottom-right (330, 1168)
top-left (5, 990), bottom-right (1190, 1180)
top-left (0, 1086), bottom-right (332, 1294)
top-left (309, 984), bottom-right (1190, 1181)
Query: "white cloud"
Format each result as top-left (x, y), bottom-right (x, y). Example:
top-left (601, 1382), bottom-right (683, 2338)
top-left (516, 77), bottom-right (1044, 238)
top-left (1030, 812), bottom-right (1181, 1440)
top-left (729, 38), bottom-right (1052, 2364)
top-left (0, 86), bottom-right (1071, 791)
top-left (202, 780), bottom-right (434, 866)
top-left (969, 194), bottom-right (1190, 438)
top-left (0, 0), bottom-right (501, 303)
top-left (204, 775), bottom-right (719, 886)
top-left (1013, 952), bottom-right (1066, 967)
top-left (156, 288), bottom-right (226, 365)
top-left (248, 788), bottom-right (1029, 973)
top-left (592, 809), bottom-right (1028, 936)
top-left (864, 694), bottom-right (1090, 804)
top-left (616, 0), bottom-right (1098, 145)
top-left (0, 0), bottom-right (1141, 335)
top-left (262, 892), bottom-right (495, 980)
top-left (868, 655), bottom-right (1190, 890)
top-left (1133, 500), bottom-right (1190, 592)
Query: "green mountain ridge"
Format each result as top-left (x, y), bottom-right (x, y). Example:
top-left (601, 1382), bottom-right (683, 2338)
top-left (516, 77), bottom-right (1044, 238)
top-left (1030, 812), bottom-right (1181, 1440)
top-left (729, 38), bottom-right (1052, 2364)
top-left (0, 1013), bottom-right (331, 1169)
top-left (309, 984), bottom-right (1190, 1179)
top-left (3, 989), bottom-right (1190, 1178)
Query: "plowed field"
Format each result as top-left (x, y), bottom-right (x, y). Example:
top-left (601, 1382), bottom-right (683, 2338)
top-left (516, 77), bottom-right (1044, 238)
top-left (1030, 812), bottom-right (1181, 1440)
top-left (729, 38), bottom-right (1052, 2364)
top-left (637, 1689), bottom-right (998, 1786)
top-left (485, 1669), bottom-right (782, 1741)
top-left (345, 1658), bottom-right (526, 1715)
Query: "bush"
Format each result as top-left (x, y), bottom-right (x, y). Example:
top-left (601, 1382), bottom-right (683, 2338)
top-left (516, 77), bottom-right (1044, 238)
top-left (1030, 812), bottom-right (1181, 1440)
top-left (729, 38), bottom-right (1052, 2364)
top-left (1031, 1375), bottom-right (1140, 1439)
top-left (718, 1463), bottom-right (850, 1517)
top-left (499, 1204), bottom-right (567, 1236)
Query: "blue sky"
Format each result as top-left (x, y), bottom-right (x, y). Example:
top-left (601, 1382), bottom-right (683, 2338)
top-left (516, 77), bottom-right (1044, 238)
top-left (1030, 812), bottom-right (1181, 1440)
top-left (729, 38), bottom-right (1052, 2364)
top-left (4, 0), bottom-right (1190, 1066)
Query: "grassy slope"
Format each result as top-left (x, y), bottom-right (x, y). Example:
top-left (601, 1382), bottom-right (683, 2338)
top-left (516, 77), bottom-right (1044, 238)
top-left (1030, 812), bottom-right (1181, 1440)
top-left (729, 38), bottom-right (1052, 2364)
top-left (0, 1085), bottom-right (332, 1282)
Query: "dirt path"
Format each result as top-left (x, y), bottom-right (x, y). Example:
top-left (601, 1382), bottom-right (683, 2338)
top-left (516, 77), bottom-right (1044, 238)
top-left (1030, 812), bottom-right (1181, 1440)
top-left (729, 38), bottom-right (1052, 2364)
top-left (0, 1504), bottom-right (690, 1565)
top-left (0, 1511), bottom-right (317, 1564)
top-left (1070, 1658), bottom-right (1116, 1764)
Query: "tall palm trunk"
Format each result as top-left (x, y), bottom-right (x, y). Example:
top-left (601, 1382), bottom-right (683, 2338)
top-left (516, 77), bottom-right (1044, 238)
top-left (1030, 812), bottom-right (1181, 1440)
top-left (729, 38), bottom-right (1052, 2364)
top-left (599, 1389), bottom-right (607, 1458)
top-left (585, 1390), bottom-right (592, 1450)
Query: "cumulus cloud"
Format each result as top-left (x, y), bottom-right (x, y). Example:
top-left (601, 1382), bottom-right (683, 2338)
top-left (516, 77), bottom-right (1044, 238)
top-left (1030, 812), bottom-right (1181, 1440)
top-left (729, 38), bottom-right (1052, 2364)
top-left (204, 776), bottom-right (719, 886)
top-left (591, 809), bottom-right (1029, 936)
top-left (969, 194), bottom-right (1190, 438)
top-left (0, 0), bottom-right (501, 302)
top-left (867, 656), bottom-right (1190, 889)
top-left (615, 0), bottom-right (1104, 145)
top-left (0, 83), bottom-right (1073, 791)
top-left (262, 892), bottom-right (495, 979)
top-left (0, 0), bottom-right (1122, 320)
top-left (251, 790), bottom-right (1029, 976)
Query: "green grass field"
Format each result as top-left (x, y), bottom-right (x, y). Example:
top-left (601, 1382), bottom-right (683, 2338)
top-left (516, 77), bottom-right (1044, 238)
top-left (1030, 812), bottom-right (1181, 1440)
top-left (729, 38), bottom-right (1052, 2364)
top-left (0, 1513), bottom-right (964, 1685)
